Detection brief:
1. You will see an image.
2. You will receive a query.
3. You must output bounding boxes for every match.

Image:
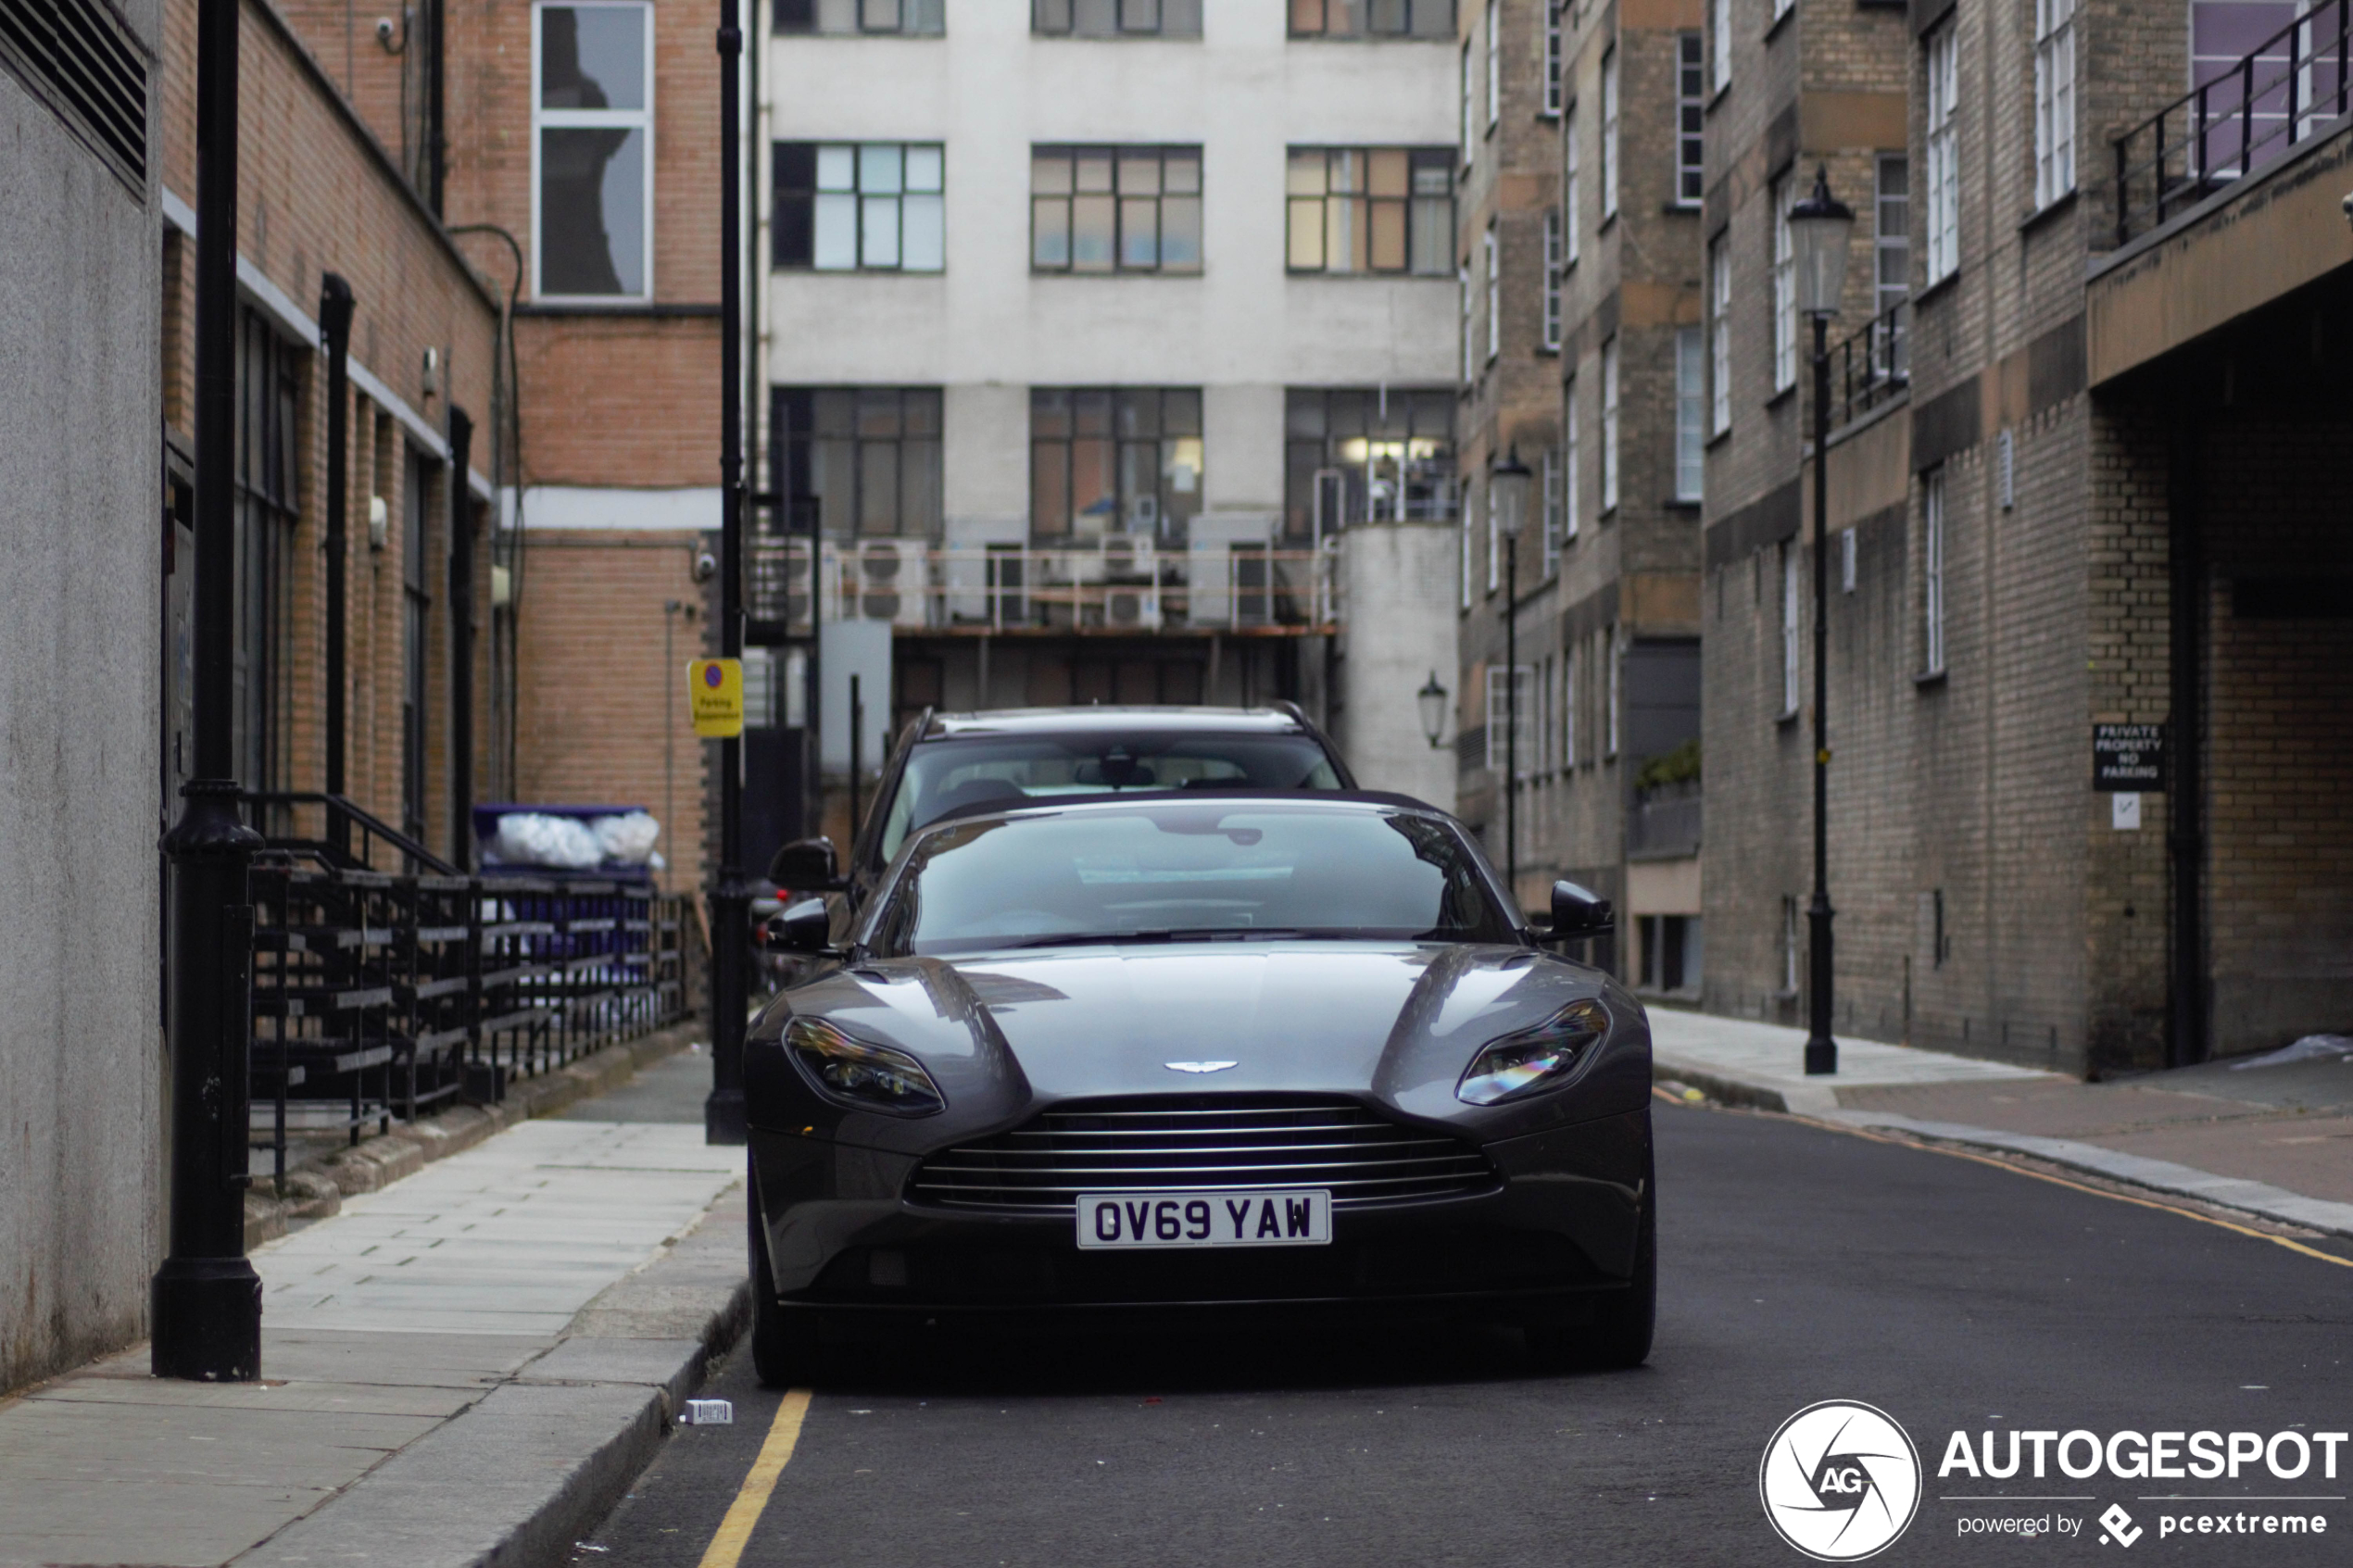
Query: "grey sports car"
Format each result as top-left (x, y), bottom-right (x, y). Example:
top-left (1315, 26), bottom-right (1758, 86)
top-left (743, 790), bottom-right (1655, 1383)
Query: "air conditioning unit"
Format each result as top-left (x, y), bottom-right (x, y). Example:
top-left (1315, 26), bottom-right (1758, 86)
top-left (1098, 533), bottom-right (1154, 582)
top-left (850, 538), bottom-right (928, 628)
top-left (1105, 582), bottom-right (1162, 631)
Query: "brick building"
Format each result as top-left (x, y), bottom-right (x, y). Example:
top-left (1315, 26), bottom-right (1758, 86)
top-left (1696, 0), bottom-right (2353, 1069)
top-left (1453, 0), bottom-right (1709, 999)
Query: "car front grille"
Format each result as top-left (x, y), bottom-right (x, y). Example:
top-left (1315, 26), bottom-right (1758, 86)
top-left (907, 1095), bottom-right (1496, 1215)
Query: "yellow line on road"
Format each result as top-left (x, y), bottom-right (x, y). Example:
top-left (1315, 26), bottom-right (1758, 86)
top-left (697, 1387), bottom-right (812, 1568)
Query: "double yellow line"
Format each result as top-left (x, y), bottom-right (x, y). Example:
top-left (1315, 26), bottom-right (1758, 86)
top-left (696, 1388), bottom-right (813, 1568)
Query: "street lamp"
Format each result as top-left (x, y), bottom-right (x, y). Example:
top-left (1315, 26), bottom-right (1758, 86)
top-left (1787, 166), bottom-right (1854, 1077)
top-left (1491, 445), bottom-right (1533, 907)
top-left (1417, 671), bottom-right (1450, 750)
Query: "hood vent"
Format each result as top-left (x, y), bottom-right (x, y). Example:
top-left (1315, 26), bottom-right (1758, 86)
top-left (909, 1094), bottom-right (1495, 1215)
top-left (0, 0), bottom-right (147, 194)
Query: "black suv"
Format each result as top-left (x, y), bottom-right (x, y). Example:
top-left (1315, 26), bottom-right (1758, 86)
top-left (768, 705), bottom-right (1354, 931)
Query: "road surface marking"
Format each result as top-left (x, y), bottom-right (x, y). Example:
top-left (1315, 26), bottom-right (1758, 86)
top-left (696, 1387), bottom-right (812, 1568)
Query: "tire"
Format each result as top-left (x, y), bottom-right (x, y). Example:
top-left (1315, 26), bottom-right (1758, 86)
top-left (748, 1169), bottom-right (822, 1387)
top-left (1526, 1135), bottom-right (1655, 1373)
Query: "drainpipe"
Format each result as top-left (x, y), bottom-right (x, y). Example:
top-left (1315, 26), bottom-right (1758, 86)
top-left (320, 275), bottom-right (354, 856)
top-left (152, 0), bottom-right (264, 1382)
top-left (2167, 412), bottom-right (2207, 1069)
top-left (447, 408), bottom-right (475, 869)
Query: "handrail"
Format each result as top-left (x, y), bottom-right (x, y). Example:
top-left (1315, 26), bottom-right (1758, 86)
top-left (247, 791), bottom-right (461, 876)
top-left (1831, 298), bottom-right (1909, 430)
top-left (2112, 0), bottom-right (2353, 244)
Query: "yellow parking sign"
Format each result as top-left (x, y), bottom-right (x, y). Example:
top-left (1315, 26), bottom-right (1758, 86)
top-left (687, 658), bottom-right (743, 738)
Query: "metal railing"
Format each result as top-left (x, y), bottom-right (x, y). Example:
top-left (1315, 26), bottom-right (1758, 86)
top-left (748, 540), bottom-right (1340, 635)
top-left (2113, 0), bottom-right (2353, 244)
top-left (243, 839), bottom-right (691, 1185)
top-left (1628, 779), bottom-right (1703, 859)
top-left (1831, 299), bottom-right (1909, 430)
top-left (246, 790), bottom-right (458, 875)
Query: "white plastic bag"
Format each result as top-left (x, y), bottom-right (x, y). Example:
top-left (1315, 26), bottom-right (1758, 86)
top-left (2228, 1034), bottom-right (2353, 1071)
top-left (494, 812), bottom-right (603, 870)
top-left (591, 811), bottom-right (661, 865)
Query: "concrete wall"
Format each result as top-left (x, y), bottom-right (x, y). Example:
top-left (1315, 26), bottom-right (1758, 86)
top-left (0, 0), bottom-right (165, 1390)
top-left (1340, 521), bottom-right (1459, 810)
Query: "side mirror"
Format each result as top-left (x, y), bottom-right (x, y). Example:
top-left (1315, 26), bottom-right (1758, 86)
top-left (768, 836), bottom-right (845, 892)
top-left (767, 897), bottom-right (835, 956)
top-left (1549, 879), bottom-right (1614, 940)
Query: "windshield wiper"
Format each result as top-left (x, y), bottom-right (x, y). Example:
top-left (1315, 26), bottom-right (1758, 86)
top-left (997, 927), bottom-right (1319, 949)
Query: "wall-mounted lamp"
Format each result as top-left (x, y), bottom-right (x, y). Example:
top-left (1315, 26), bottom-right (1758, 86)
top-left (1417, 671), bottom-right (1449, 750)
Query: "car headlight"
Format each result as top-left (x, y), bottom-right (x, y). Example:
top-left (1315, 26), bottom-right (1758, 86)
top-left (786, 1017), bottom-right (946, 1116)
top-left (1456, 998), bottom-right (1610, 1106)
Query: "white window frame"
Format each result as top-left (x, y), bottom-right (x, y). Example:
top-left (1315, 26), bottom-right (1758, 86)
top-left (1712, 0), bottom-right (1730, 92)
top-left (1674, 324), bottom-right (1704, 502)
top-left (1708, 234), bottom-right (1731, 434)
top-left (1563, 378), bottom-right (1580, 541)
top-left (1460, 261), bottom-right (1476, 382)
top-left (1542, 207), bottom-right (1564, 350)
top-left (1461, 482), bottom-right (1476, 608)
top-left (1485, 663), bottom-right (1531, 774)
top-left (1780, 538), bottom-right (1801, 713)
top-left (1462, 40), bottom-right (1477, 168)
top-left (1601, 333), bottom-right (1620, 513)
top-left (1841, 525), bottom-right (1857, 593)
top-left (1875, 154), bottom-right (1910, 316)
top-left (1543, 0), bottom-right (1565, 117)
top-left (2033, 0), bottom-right (2077, 208)
top-left (1484, 221), bottom-right (1501, 363)
top-left (1564, 107), bottom-right (1582, 266)
top-left (1485, 0), bottom-right (1502, 130)
top-left (1770, 171), bottom-right (1795, 393)
top-left (1562, 640), bottom-right (1579, 768)
top-left (1604, 624), bottom-right (1621, 757)
top-left (1485, 474), bottom-right (1502, 594)
top-left (531, 0), bottom-right (655, 303)
top-left (1925, 24), bottom-right (1959, 284)
top-left (1923, 468), bottom-right (1947, 674)
top-left (1541, 445), bottom-right (1564, 574)
top-left (1675, 32), bottom-right (1705, 207)
top-left (1600, 45), bottom-right (1620, 219)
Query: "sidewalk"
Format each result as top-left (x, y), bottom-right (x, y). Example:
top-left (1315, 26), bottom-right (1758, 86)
top-left (1648, 1007), bottom-right (2353, 1238)
top-left (0, 1048), bottom-right (748, 1568)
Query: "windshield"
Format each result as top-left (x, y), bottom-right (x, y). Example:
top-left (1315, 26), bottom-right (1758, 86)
top-left (875, 732), bottom-right (1344, 865)
top-left (868, 803), bottom-right (1517, 956)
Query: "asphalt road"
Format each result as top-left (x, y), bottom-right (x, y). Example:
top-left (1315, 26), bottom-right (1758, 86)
top-left (572, 1098), bottom-right (2353, 1567)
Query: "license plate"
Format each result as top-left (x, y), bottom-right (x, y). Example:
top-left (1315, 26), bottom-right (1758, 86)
top-left (1076, 1189), bottom-right (1332, 1250)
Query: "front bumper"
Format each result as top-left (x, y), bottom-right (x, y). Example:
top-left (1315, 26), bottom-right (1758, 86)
top-left (748, 1105), bottom-right (1649, 1314)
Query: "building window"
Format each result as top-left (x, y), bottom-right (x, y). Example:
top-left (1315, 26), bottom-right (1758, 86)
top-left (773, 142), bottom-right (945, 271)
top-left (1674, 325), bottom-right (1704, 502)
top-left (234, 307), bottom-right (301, 797)
top-left (1604, 625), bottom-right (1620, 757)
top-left (1600, 334), bottom-right (1620, 512)
top-left (775, 0), bottom-right (942, 31)
top-left (2033, 0), bottom-right (2076, 207)
top-left (1875, 155), bottom-right (1909, 315)
top-left (1031, 388), bottom-right (1202, 539)
top-left (1285, 147), bottom-right (1454, 274)
top-left (534, 2), bottom-right (652, 299)
top-left (774, 387), bottom-right (943, 538)
top-left (1483, 221), bottom-right (1500, 362)
top-left (1485, 479), bottom-right (1501, 593)
top-left (1541, 445), bottom-right (1564, 574)
top-left (1780, 537), bottom-right (1801, 713)
top-left (1676, 32), bottom-right (1705, 205)
top-left (1781, 895), bottom-right (1800, 994)
top-left (1563, 377), bottom-right (1580, 542)
top-left (1034, 0), bottom-right (1201, 35)
top-left (1711, 0), bottom-right (1730, 92)
top-left (1708, 234), bottom-right (1731, 434)
top-left (1638, 914), bottom-right (1701, 993)
top-left (1290, 0), bottom-right (1454, 35)
top-left (1485, 0), bottom-right (1501, 129)
top-left (1542, 0), bottom-right (1564, 116)
top-left (1485, 663), bottom-right (1531, 773)
top-left (1770, 170), bottom-right (1795, 393)
top-left (1541, 208), bottom-right (1564, 350)
top-left (1461, 481), bottom-right (1476, 608)
top-left (1460, 261), bottom-right (1476, 381)
top-left (1562, 641), bottom-right (1579, 767)
top-left (1600, 45), bottom-right (1619, 218)
top-left (1564, 107), bottom-right (1581, 266)
top-left (1772, 0), bottom-right (1792, 23)
top-left (1461, 40), bottom-right (1475, 168)
top-left (1925, 24), bottom-right (1958, 283)
top-left (1922, 468), bottom-right (1946, 673)
top-left (1841, 525), bottom-right (1856, 592)
top-left (1284, 387), bottom-right (1457, 540)
top-left (401, 445), bottom-right (434, 836)
top-left (1031, 145), bottom-right (1202, 272)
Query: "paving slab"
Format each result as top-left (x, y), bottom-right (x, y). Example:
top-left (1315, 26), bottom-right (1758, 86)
top-left (1646, 1006), bottom-right (2051, 1115)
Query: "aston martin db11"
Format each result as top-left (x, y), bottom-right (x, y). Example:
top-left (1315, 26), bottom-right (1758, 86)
top-left (742, 790), bottom-right (1655, 1382)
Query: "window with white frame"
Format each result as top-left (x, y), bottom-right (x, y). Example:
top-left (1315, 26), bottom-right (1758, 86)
top-left (1485, 663), bottom-right (1532, 774)
top-left (1460, 261), bottom-right (1476, 381)
top-left (1485, 474), bottom-right (1501, 593)
top-left (1780, 538), bottom-right (1801, 712)
top-left (2033, 0), bottom-right (2076, 207)
top-left (1564, 107), bottom-right (1582, 265)
top-left (1875, 155), bottom-right (1910, 315)
top-left (774, 143), bottom-right (945, 271)
top-left (1562, 640), bottom-right (1579, 767)
top-left (1535, 658), bottom-right (1552, 776)
top-left (1605, 624), bottom-right (1621, 756)
top-left (1711, 0), bottom-right (1730, 91)
top-left (1674, 325), bottom-right (1704, 502)
top-left (1543, 0), bottom-right (1564, 116)
top-left (1841, 525), bottom-right (1856, 593)
top-left (1563, 378), bottom-right (1580, 541)
top-left (1770, 171), bottom-right (1795, 393)
top-left (1462, 41), bottom-right (1476, 168)
top-left (1925, 24), bottom-right (1959, 283)
top-left (534, 2), bottom-right (652, 299)
top-left (1485, 0), bottom-right (1501, 129)
top-left (1601, 334), bottom-right (1620, 512)
top-left (1541, 445), bottom-right (1564, 573)
top-left (1708, 233), bottom-right (1731, 434)
top-left (1286, 148), bottom-right (1456, 275)
top-left (1600, 45), bottom-right (1619, 218)
top-left (1676, 32), bottom-right (1705, 206)
top-left (1542, 207), bottom-right (1564, 350)
top-left (1461, 482), bottom-right (1476, 608)
top-left (1484, 221), bottom-right (1500, 363)
top-left (1923, 468), bottom-right (1947, 672)
top-left (776, 0), bottom-right (941, 34)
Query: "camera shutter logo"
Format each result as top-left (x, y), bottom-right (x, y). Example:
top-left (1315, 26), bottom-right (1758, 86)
top-left (1759, 1400), bottom-right (1922, 1561)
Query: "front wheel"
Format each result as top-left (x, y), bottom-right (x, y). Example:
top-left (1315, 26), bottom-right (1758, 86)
top-left (748, 1171), bottom-right (826, 1387)
top-left (1527, 1142), bottom-right (1655, 1373)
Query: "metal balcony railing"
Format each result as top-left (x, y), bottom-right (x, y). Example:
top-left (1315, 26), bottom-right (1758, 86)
top-left (2114, 0), bottom-right (2352, 244)
top-left (747, 540), bottom-right (1341, 636)
top-left (1831, 299), bottom-right (1909, 431)
top-left (1628, 779), bottom-right (1703, 859)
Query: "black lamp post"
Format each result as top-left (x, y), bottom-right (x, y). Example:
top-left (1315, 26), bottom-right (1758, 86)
top-left (1787, 166), bottom-right (1855, 1077)
top-left (1490, 446), bottom-right (1533, 905)
top-left (704, 0), bottom-right (750, 1145)
top-left (1417, 671), bottom-right (1449, 750)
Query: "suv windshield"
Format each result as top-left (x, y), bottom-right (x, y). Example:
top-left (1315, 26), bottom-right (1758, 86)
top-left (875, 732), bottom-right (1343, 865)
top-left (869, 802), bottom-right (1516, 956)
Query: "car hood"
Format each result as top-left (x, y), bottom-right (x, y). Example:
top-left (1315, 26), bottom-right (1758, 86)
top-left (752, 941), bottom-right (1651, 1149)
